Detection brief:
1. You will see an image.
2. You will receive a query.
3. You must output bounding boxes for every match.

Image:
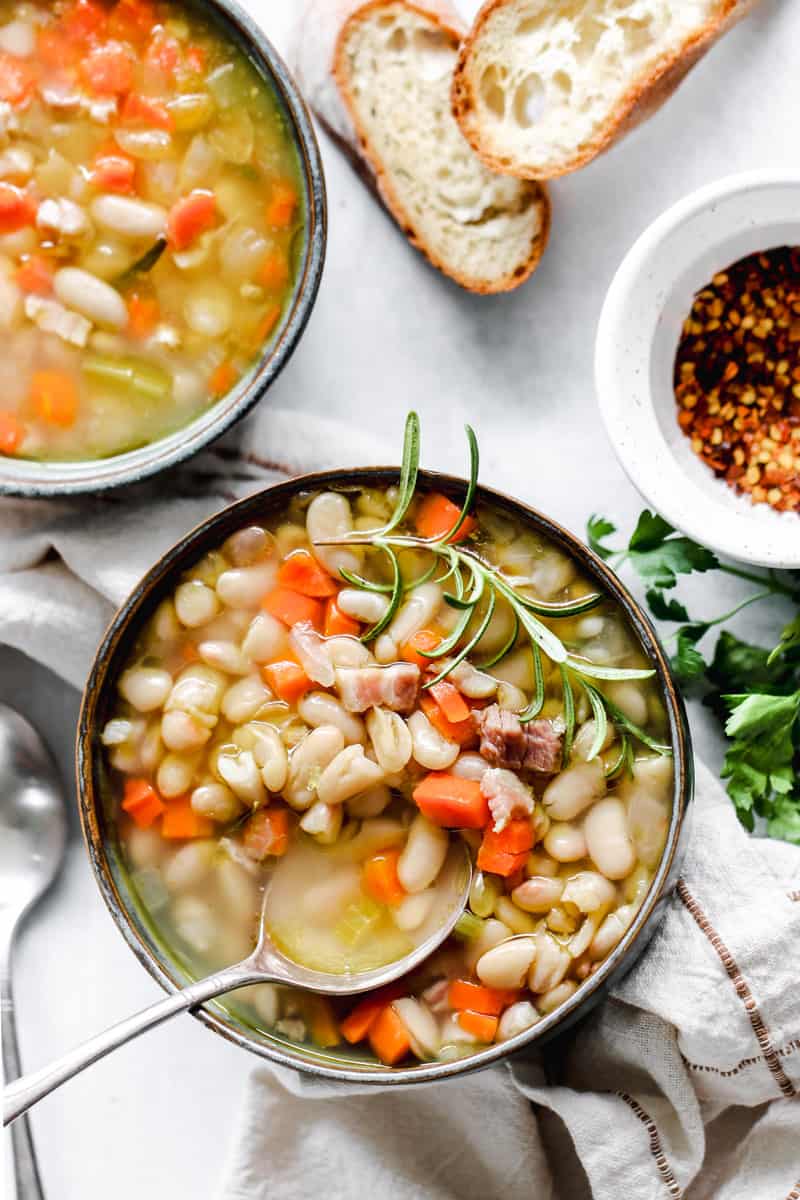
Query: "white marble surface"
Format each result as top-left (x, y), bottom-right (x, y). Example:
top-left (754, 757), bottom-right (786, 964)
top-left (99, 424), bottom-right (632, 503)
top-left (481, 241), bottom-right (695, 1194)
top-left (3, 0), bottom-right (800, 1195)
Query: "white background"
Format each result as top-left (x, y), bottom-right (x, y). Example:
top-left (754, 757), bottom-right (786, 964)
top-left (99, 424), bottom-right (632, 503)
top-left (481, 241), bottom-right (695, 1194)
top-left (3, 0), bottom-right (800, 1195)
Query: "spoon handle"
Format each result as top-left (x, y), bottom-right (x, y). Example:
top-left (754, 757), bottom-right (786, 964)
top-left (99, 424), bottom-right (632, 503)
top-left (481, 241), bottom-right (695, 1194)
top-left (3, 961), bottom-right (264, 1127)
top-left (2, 936), bottom-right (47, 1199)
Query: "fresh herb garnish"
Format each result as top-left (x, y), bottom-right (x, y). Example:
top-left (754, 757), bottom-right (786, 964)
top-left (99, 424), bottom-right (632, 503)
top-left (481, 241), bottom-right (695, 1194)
top-left (114, 235), bottom-right (168, 288)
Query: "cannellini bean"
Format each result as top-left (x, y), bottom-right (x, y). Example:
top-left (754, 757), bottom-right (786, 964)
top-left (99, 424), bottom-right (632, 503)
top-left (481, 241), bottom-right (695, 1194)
top-left (575, 615), bottom-right (604, 639)
top-left (241, 612), bottom-right (287, 662)
top-left (605, 681), bottom-right (649, 727)
top-left (223, 526), bottom-right (274, 566)
top-left (306, 492), bottom-right (359, 576)
top-left (285, 725), bottom-right (345, 810)
top-left (198, 639), bottom-right (250, 675)
top-left (125, 824), bottom-right (165, 870)
top-left (448, 659), bottom-right (497, 699)
top-left (191, 781), bottom-right (242, 823)
top-left (620, 766), bottom-right (671, 869)
top-left (546, 904), bottom-right (579, 935)
top-left (572, 718), bottom-right (615, 762)
top-left (221, 675), bottom-right (271, 724)
top-left (289, 623), bottom-right (335, 687)
top-left (165, 666), bottom-right (226, 717)
top-left (157, 752), bottom-right (197, 798)
top-left (476, 936), bottom-right (536, 989)
top-left (451, 752), bottom-right (490, 781)
top-left (489, 647), bottom-right (535, 692)
top-left (101, 717), bottom-right (140, 746)
top-left (53, 267), bottom-right (127, 329)
top-left (543, 822), bottom-right (587, 863)
top-left (386, 582), bottom-right (441, 647)
top-left (392, 998), bottom-right (439, 1059)
top-left (153, 598), bottom-right (180, 641)
top-left (234, 723), bottom-right (288, 792)
top-left (392, 889), bottom-right (435, 931)
top-left (373, 634), bottom-right (397, 664)
top-left (397, 813), bottom-right (448, 893)
top-left (466, 917), bottom-right (513, 969)
top-left (217, 564), bottom-right (277, 609)
top-left (622, 863), bottom-right (652, 906)
top-left (216, 748), bottom-right (266, 807)
top-left (303, 866), bottom-right (362, 923)
top-left (316, 745), bottom-right (384, 806)
top-left (163, 840), bottom-right (215, 893)
top-left (568, 914), bottom-right (599, 960)
top-left (589, 903), bottom-right (636, 959)
top-left (250, 984), bottom-right (280, 1025)
top-left (324, 636), bottom-right (372, 668)
top-left (216, 857), bottom-right (258, 923)
top-left (343, 817), bottom-right (406, 860)
top-left (299, 800), bottom-right (342, 844)
top-left (497, 1000), bottom-right (539, 1042)
top-left (543, 760), bottom-right (605, 821)
top-left (584, 797), bottom-right (636, 880)
top-left (175, 580), bottom-right (219, 628)
top-left (536, 980), bottom-right (578, 1015)
top-left (561, 871), bottom-right (617, 914)
top-left (527, 929), bottom-right (571, 993)
top-left (473, 594), bottom-right (516, 655)
top-left (91, 194), bottom-right (166, 239)
top-left (407, 709), bottom-right (459, 770)
top-left (297, 691), bottom-right (365, 745)
top-left (172, 895), bottom-right (217, 955)
top-left (526, 849), bottom-right (560, 878)
top-left (366, 707), bottom-right (412, 773)
top-left (118, 665), bottom-right (172, 712)
top-left (161, 709), bottom-right (212, 752)
top-left (139, 722), bottom-right (163, 773)
top-left (336, 588), bottom-right (390, 624)
top-left (529, 550), bottom-right (576, 599)
top-left (347, 783), bottom-right (391, 818)
top-left (439, 1013), bottom-right (480, 1047)
top-left (494, 896), bottom-right (537, 934)
top-left (512, 875), bottom-right (565, 913)
top-left (184, 282), bottom-right (233, 337)
top-left (496, 681), bottom-right (527, 713)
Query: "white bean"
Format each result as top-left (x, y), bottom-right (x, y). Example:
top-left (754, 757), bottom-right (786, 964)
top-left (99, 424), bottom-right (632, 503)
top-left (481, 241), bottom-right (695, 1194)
top-left (497, 681), bottom-right (527, 713)
top-left (572, 718), bottom-right (615, 762)
top-left (216, 564), bottom-right (276, 609)
top-left (476, 936), bottom-right (536, 989)
top-left (568, 914), bottom-right (598, 960)
top-left (448, 659), bottom-right (497, 699)
top-left (589, 903), bottom-right (636, 959)
top-left (324, 636), bottom-right (372, 668)
top-left (527, 929), bottom-right (571, 993)
top-left (497, 1000), bottom-right (539, 1042)
top-left (125, 824), bottom-right (165, 870)
top-left (392, 998), bottom-right (439, 1059)
top-left (302, 866), bottom-right (362, 923)
top-left (347, 783), bottom-right (391, 818)
top-left (234, 723), bottom-right (289, 792)
top-left (118, 665), bottom-right (172, 712)
top-left (466, 917), bottom-right (513, 969)
top-left (605, 681), bottom-right (649, 727)
top-left (242, 612), bottom-right (287, 662)
top-left (536, 980), bottom-right (578, 1015)
top-left (184, 282), bottom-right (232, 337)
top-left (139, 721), bottom-right (163, 773)
top-left (511, 875), bottom-right (564, 913)
top-left (316, 745), bottom-right (384, 806)
top-left (306, 492), bottom-right (359, 576)
top-left (451, 752), bottom-right (490, 781)
top-left (216, 748), bottom-right (266, 807)
top-left (172, 895), bottom-right (217, 955)
top-left (165, 666), bottom-right (225, 716)
top-left (526, 849), bottom-right (560, 878)
top-left (153, 598), bottom-right (180, 641)
top-left (297, 691), bottom-right (365, 745)
top-left (101, 717), bottom-right (140, 746)
top-left (53, 267), bottom-right (127, 329)
top-left (221, 675), bottom-right (271, 724)
top-left (407, 709), bottom-right (459, 770)
top-left (373, 634), bottom-right (398, 664)
top-left (494, 896), bottom-right (537, 934)
top-left (156, 752), bottom-right (197, 798)
top-left (161, 709), bottom-right (212, 752)
top-left (397, 813), bottom-right (448, 893)
top-left (544, 822), bottom-right (587, 863)
top-left (366, 707), bottom-right (412, 773)
top-left (91, 194), bottom-right (166, 239)
top-left (299, 800), bottom-right (343, 843)
top-left (392, 889), bottom-right (435, 931)
top-left (163, 841), bottom-right (215, 893)
top-left (250, 984), bottom-right (280, 1025)
top-left (561, 871), bottom-right (617, 914)
top-left (175, 580), bottom-right (219, 628)
top-left (216, 857), bottom-right (258, 922)
top-left (583, 797), bottom-right (636, 880)
top-left (342, 817), bottom-right (406, 860)
top-left (285, 725), bottom-right (345, 810)
top-left (386, 582), bottom-right (441, 647)
top-left (198, 640), bottom-right (250, 675)
top-left (543, 760), bottom-right (605, 821)
top-left (191, 781), bottom-right (242, 823)
top-left (336, 588), bottom-right (389, 624)
top-left (489, 647), bottom-right (534, 692)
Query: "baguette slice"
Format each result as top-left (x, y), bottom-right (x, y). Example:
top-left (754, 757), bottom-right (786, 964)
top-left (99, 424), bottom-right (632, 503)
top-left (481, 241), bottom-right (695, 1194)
top-left (451, 0), bottom-right (758, 180)
top-left (292, 0), bottom-right (550, 294)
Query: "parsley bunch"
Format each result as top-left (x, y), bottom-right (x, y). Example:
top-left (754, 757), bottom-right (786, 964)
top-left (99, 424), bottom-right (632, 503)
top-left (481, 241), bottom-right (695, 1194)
top-left (588, 512), bottom-right (800, 844)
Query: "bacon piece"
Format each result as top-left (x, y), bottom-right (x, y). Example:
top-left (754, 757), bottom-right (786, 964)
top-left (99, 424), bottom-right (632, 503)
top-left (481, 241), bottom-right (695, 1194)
top-left (335, 663), bottom-right (420, 714)
top-left (480, 767), bottom-right (534, 833)
top-left (289, 620), bottom-right (335, 687)
top-left (474, 704), bottom-right (562, 774)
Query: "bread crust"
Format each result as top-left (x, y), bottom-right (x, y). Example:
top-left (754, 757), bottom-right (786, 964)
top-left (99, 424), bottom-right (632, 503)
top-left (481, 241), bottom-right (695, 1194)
top-left (293, 0), bottom-right (551, 294)
top-left (451, 0), bottom-right (760, 180)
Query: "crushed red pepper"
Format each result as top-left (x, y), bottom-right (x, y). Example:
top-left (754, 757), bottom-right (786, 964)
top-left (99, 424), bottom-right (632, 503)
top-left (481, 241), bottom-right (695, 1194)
top-left (673, 246), bottom-right (800, 514)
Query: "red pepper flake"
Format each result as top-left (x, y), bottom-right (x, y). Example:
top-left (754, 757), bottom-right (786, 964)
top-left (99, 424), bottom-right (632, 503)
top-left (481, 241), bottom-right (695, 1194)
top-left (673, 246), bottom-right (800, 515)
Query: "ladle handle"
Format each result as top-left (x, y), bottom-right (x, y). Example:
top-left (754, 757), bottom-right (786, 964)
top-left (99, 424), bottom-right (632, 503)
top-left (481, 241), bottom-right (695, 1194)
top-left (3, 962), bottom-right (264, 1126)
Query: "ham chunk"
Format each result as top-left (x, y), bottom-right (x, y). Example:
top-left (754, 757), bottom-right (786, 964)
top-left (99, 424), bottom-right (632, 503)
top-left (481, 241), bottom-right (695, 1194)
top-left (335, 664), bottom-right (420, 714)
top-left (289, 621), bottom-right (334, 687)
top-left (474, 704), bottom-right (562, 774)
top-left (481, 767), bottom-right (534, 833)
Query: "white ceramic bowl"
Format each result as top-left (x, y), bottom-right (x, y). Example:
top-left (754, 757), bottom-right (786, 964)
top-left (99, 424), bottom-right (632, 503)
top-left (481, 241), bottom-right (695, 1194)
top-left (595, 170), bottom-right (800, 570)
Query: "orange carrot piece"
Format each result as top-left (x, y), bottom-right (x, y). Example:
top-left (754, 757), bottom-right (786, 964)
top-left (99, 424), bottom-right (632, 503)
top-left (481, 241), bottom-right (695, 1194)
top-left (0, 53), bottom-right (37, 107)
top-left (476, 844), bottom-right (529, 878)
top-left (481, 817), bottom-right (535, 857)
top-left (62, 0), bottom-right (108, 42)
top-left (419, 694), bottom-right (476, 748)
top-left (266, 180), bottom-right (297, 229)
top-left (91, 151), bottom-right (136, 194)
top-left (258, 248), bottom-right (289, 291)
top-left (161, 794), bottom-right (214, 839)
top-left (0, 183), bottom-right (35, 233)
top-left (167, 189), bottom-right (216, 251)
top-left (122, 778), bottom-right (166, 829)
top-left (30, 370), bottom-right (79, 428)
top-left (184, 44), bottom-right (207, 74)
top-left (277, 549), bottom-right (338, 598)
top-left (81, 40), bottom-right (134, 95)
top-left (305, 996), bottom-right (341, 1048)
top-left (0, 411), bottom-right (24, 455)
top-left (324, 596), bottom-right (361, 638)
top-left (144, 30), bottom-right (181, 76)
top-left (413, 772), bottom-right (489, 830)
top-left (369, 1004), bottom-right (412, 1065)
top-left (107, 0), bottom-right (154, 45)
top-left (400, 628), bottom-right (441, 669)
top-left (38, 27), bottom-right (77, 68)
top-left (429, 679), bottom-right (471, 725)
top-left (447, 980), bottom-right (518, 1016)
top-left (127, 292), bottom-right (160, 340)
top-left (261, 660), bottom-right (312, 703)
top-left (253, 302), bottom-right (281, 346)
top-left (209, 360), bottom-right (238, 398)
top-left (242, 807), bottom-right (290, 859)
top-left (121, 91), bottom-right (173, 131)
top-left (262, 586), bottom-right (324, 629)
top-left (15, 255), bottom-right (54, 295)
top-left (340, 985), bottom-right (404, 1044)
top-left (415, 492), bottom-right (477, 543)
top-left (457, 1010), bottom-right (498, 1042)
top-left (362, 848), bottom-right (406, 907)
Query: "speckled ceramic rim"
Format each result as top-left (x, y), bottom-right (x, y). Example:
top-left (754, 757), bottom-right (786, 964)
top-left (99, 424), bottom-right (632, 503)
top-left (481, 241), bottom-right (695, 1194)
top-left (0, 0), bottom-right (326, 498)
top-left (77, 469), bottom-right (693, 1085)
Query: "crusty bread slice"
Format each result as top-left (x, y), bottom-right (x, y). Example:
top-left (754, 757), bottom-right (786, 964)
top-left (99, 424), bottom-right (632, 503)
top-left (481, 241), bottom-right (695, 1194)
top-left (292, 0), bottom-right (550, 294)
top-left (451, 0), bottom-right (758, 180)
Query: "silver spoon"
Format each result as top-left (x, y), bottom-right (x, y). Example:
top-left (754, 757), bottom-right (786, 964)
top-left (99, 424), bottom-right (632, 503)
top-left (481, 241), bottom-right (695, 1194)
top-left (4, 840), bottom-right (471, 1125)
top-left (0, 703), bottom-right (68, 1196)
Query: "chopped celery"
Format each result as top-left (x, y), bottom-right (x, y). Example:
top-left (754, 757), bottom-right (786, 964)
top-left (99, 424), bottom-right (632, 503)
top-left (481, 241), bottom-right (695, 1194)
top-left (206, 61), bottom-right (251, 109)
top-left (334, 896), bottom-right (384, 947)
top-left (454, 911), bottom-right (485, 941)
top-left (167, 92), bottom-right (216, 133)
top-left (83, 355), bottom-right (172, 403)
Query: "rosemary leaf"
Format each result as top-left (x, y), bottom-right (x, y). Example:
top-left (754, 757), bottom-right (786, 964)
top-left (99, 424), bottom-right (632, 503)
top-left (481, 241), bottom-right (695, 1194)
top-left (436, 424), bottom-right (479, 544)
top-left (566, 656), bottom-right (655, 682)
top-left (360, 543), bottom-right (402, 642)
top-left (517, 591), bottom-right (604, 619)
top-left (585, 682), bottom-right (672, 755)
top-left (338, 567), bottom-right (394, 595)
top-left (424, 589), bottom-right (496, 688)
top-left (476, 609), bottom-right (519, 670)
top-left (605, 734), bottom-right (632, 779)
top-left (560, 664), bottom-right (575, 765)
top-left (582, 683), bottom-right (608, 761)
top-left (519, 642), bottom-right (545, 722)
top-left (382, 411), bottom-right (420, 536)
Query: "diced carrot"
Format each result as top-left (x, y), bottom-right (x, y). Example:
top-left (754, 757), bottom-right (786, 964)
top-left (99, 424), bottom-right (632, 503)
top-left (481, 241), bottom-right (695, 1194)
top-left (415, 492), bottom-right (477, 543)
top-left (208, 359), bottom-right (238, 398)
top-left (277, 549), bottom-right (338, 598)
top-left (400, 628), bottom-right (441, 668)
top-left (457, 1010), bottom-right (498, 1042)
top-left (181, 641), bottom-right (201, 664)
top-left (304, 996), bottom-right (340, 1048)
top-left (481, 817), bottom-right (535, 857)
top-left (262, 586), bottom-right (324, 630)
top-left (144, 30), bottom-right (182, 76)
top-left (340, 985), bottom-right (405, 1044)
top-left (121, 91), bottom-right (173, 131)
top-left (81, 40), bottom-right (135, 95)
top-left (91, 151), bottom-right (136, 194)
top-left (107, 0), bottom-right (155, 45)
top-left (122, 778), bottom-right (166, 829)
top-left (266, 180), bottom-right (297, 229)
top-left (167, 189), bottom-right (216, 251)
top-left (413, 772), bottom-right (489, 830)
top-left (38, 28), bottom-right (77, 68)
top-left (0, 411), bottom-right (24, 455)
top-left (0, 52), bottom-right (38, 106)
top-left (253, 302), bottom-right (281, 346)
top-left (476, 844), bottom-right (529, 878)
top-left (184, 44), bottom-right (207, 74)
top-left (362, 848), bottom-right (406, 907)
top-left (15, 255), bottom-right (53, 296)
top-left (261, 660), bottom-right (312, 704)
top-left (324, 596), bottom-right (361, 638)
top-left (0, 183), bottom-right (35, 233)
top-left (429, 680), bottom-right (471, 725)
top-left (447, 980), bottom-right (518, 1016)
top-left (127, 292), bottom-right (160, 340)
top-left (419, 694), bottom-right (476, 748)
top-left (161, 794), bottom-right (214, 839)
top-left (369, 1004), bottom-right (412, 1065)
top-left (258, 248), bottom-right (289, 291)
top-left (62, 0), bottom-right (108, 44)
top-left (242, 807), bottom-right (290, 859)
top-left (30, 370), bottom-right (79, 428)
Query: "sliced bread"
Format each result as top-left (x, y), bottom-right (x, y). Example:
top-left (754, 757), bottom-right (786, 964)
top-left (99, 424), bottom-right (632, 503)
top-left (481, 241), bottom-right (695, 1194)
top-left (451, 0), bottom-right (758, 179)
top-left (292, 0), bottom-right (550, 294)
